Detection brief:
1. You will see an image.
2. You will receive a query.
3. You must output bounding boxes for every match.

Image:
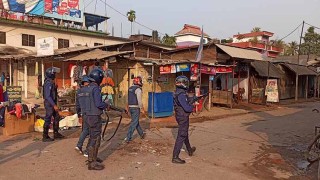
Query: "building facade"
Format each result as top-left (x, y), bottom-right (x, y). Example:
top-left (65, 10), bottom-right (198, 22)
top-left (174, 24), bottom-right (210, 48)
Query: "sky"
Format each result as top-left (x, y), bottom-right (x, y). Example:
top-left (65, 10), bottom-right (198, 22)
top-left (85, 0), bottom-right (320, 43)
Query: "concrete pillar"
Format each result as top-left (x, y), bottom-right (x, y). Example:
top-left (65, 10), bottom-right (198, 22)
top-left (41, 59), bottom-right (44, 85)
top-left (24, 60), bottom-right (27, 98)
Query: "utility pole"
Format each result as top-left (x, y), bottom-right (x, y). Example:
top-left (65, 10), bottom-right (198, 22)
top-left (295, 21), bottom-right (305, 101)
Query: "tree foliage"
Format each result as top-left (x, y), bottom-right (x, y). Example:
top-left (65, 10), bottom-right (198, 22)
top-left (251, 27), bottom-right (261, 33)
top-left (127, 10), bottom-right (136, 22)
top-left (300, 27), bottom-right (320, 55)
top-left (161, 34), bottom-right (176, 46)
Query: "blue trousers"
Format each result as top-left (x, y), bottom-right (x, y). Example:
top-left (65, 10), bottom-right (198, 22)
top-left (44, 101), bottom-right (59, 129)
top-left (76, 116), bottom-right (89, 149)
top-left (86, 115), bottom-right (102, 148)
top-left (126, 107), bottom-right (143, 141)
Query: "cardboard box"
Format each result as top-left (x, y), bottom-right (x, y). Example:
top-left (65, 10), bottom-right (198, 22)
top-left (2, 112), bottom-right (35, 136)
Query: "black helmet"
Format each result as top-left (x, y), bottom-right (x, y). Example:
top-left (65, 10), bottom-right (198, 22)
top-left (45, 67), bottom-right (60, 79)
top-left (175, 75), bottom-right (189, 90)
top-left (89, 69), bottom-right (104, 85)
top-left (80, 75), bottom-right (93, 85)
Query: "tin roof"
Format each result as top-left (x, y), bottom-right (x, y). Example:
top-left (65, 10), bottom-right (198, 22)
top-left (280, 63), bottom-right (317, 75)
top-left (65, 49), bottom-right (133, 61)
top-left (216, 44), bottom-right (263, 61)
top-left (251, 61), bottom-right (283, 78)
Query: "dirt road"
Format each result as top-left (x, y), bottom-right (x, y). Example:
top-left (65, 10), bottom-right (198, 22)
top-left (1, 102), bottom-right (320, 180)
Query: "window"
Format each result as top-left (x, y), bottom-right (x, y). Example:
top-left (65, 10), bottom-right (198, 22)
top-left (94, 43), bottom-right (103, 46)
top-left (0, 32), bottom-right (6, 44)
top-left (22, 34), bottom-right (35, 47)
top-left (58, 38), bottom-right (70, 49)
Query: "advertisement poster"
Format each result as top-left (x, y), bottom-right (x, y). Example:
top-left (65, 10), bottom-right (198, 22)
top-left (170, 64), bottom-right (176, 73)
top-left (159, 65), bottom-right (171, 74)
top-left (215, 67), bottom-right (233, 73)
top-left (7, 86), bottom-right (22, 102)
top-left (176, 64), bottom-right (190, 72)
top-left (0, 0), bottom-right (83, 22)
top-left (37, 37), bottom-right (54, 57)
top-left (190, 63), bottom-right (199, 81)
top-left (265, 79), bottom-right (279, 103)
top-left (201, 65), bottom-right (216, 75)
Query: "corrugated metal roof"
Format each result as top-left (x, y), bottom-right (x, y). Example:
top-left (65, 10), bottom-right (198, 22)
top-left (251, 61), bottom-right (283, 78)
top-left (281, 63), bottom-right (317, 75)
top-left (66, 49), bottom-right (133, 61)
top-left (216, 44), bottom-right (263, 60)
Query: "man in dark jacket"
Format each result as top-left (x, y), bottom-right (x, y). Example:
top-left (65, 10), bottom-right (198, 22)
top-left (172, 75), bottom-right (196, 164)
top-left (42, 67), bottom-right (64, 142)
top-left (77, 69), bottom-right (109, 170)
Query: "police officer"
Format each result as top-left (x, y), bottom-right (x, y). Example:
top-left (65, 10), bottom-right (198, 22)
top-left (172, 76), bottom-right (196, 164)
top-left (125, 76), bottom-right (146, 143)
top-left (43, 67), bottom-right (64, 142)
top-left (75, 75), bottom-right (91, 155)
top-left (77, 69), bottom-right (108, 170)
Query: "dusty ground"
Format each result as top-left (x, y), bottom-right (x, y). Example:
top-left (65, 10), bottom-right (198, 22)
top-left (1, 102), bottom-right (320, 180)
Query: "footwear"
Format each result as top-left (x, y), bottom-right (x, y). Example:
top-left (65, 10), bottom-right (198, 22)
top-left (75, 146), bottom-right (83, 154)
top-left (83, 150), bottom-right (88, 157)
top-left (54, 132), bottom-right (65, 139)
top-left (88, 161), bottom-right (105, 171)
top-left (122, 138), bottom-right (130, 144)
top-left (42, 125), bottom-right (54, 142)
top-left (140, 132), bottom-right (146, 139)
top-left (172, 157), bottom-right (186, 164)
top-left (42, 135), bottom-right (54, 142)
top-left (188, 147), bottom-right (196, 156)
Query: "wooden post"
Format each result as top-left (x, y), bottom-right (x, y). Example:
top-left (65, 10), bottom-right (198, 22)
top-left (237, 63), bottom-right (240, 101)
top-left (9, 59), bottom-right (12, 86)
top-left (24, 60), bottom-right (28, 98)
top-left (314, 76), bottom-right (317, 98)
top-left (306, 76), bottom-right (308, 100)
top-left (247, 64), bottom-right (250, 103)
top-left (231, 59), bottom-right (235, 108)
top-left (147, 47), bottom-right (150, 58)
top-left (151, 64), bottom-right (155, 119)
top-left (62, 61), bottom-right (65, 87)
top-left (208, 75), bottom-right (212, 110)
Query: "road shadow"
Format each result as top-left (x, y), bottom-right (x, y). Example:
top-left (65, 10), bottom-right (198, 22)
top-left (243, 102), bottom-right (320, 179)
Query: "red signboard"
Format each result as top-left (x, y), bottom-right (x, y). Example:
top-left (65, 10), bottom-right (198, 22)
top-left (160, 65), bottom-right (171, 74)
top-left (201, 65), bottom-right (216, 75)
top-left (215, 67), bottom-right (233, 73)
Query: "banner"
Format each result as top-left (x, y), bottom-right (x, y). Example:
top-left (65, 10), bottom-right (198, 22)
top-left (190, 63), bottom-right (200, 81)
top-left (7, 86), bottom-right (22, 103)
top-left (170, 64), bottom-right (176, 73)
top-left (266, 79), bottom-right (279, 103)
top-left (0, 0), bottom-right (83, 22)
top-left (176, 64), bottom-right (190, 72)
top-left (215, 67), bottom-right (233, 73)
top-left (159, 65), bottom-right (171, 74)
top-left (201, 65), bottom-right (216, 75)
top-left (37, 37), bottom-right (54, 57)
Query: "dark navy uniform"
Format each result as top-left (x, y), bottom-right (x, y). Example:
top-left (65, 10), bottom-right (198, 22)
top-left (173, 87), bottom-right (194, 158)
top-left (43, 78), bottom-right (58, 128)
top-left (77, 81), bottom-right (108, 170)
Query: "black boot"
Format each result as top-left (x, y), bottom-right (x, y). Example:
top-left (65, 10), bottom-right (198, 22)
top-left (94, 137), bottom-right (103, 163)
top-left (42, 125), bottom-right (54, 142)
top-left (172, 157), bottom-right (186, 164)
top-left (188, 147), bottom-right (196, 156)
top-left (53, 120), bottom-right (64, 139)
top-left (88, 147), bottom-right (105, 170)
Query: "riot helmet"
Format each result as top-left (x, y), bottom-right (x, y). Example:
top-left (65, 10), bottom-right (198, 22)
top-left (133, 76), bottom-right (143, 87)
top-left (45, 67), bottom-right (60, 79)
top-left (89, 69), bottom-right (104, 85)
top-left (175, 75), bottom-right (189, 90)
top-left (80, 75), bottom-right (93, 85)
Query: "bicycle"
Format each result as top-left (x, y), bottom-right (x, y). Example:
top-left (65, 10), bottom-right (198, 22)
top-left (306, 109), bottom-right (320, 179)
top-left (192, 95), bottom-right (209, 116)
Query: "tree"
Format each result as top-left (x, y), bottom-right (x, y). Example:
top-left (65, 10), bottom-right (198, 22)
top-left (161, 34), bottom-right (176, 46)
top-left (251, 27), bottom-right (261, 33)
top-left (270, 39), bottom-right (285, 48)
top-left (127, 10), bottom-right (136, 35)
top-left (301, 27), bottom-right (320, 55)
top-left (286, 41), bottom-right (298, 55)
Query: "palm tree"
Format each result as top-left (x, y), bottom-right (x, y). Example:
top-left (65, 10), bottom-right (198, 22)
top-left (251, 27), bottom-right (261, 33)
top-left (127, 10), bottom-right (136, 35)
top-left (287, 41), bottom-right (298, 55)
top-left (161, 34), bottom-right (176, 46)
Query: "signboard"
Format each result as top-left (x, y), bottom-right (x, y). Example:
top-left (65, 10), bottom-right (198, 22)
top-left (37, 37), bottom-right (54, 56)
top-left (170, 64), bottom-right (176, 73)
top-left (201, 65), bottom-right (216, 75)
top-left (266, 79), bottom-right (279, 103)
top-left (0, 0), bottom-right (83, 22)
top-left (190, 63), bottom-right (200, 81)
top-left (176, 64), bottom-right (190, 72)
top-left (6, 86), bottom-right (22, 102)
top-left (159, 65), bottom-right (171, 74)
top-left (216, 67), bottom-right (233, 73)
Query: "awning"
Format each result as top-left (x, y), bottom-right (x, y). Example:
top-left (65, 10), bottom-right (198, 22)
top-left (216, 44), bottom-right (263, 61)
top-left (84, 13), bottom-right (109, 27)
top-left (65, 49), bottom-right (133, 61)
top-left (251, 61), bottom-right (283, 78)
top-left (282, 63), bottom-right (317, 75)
